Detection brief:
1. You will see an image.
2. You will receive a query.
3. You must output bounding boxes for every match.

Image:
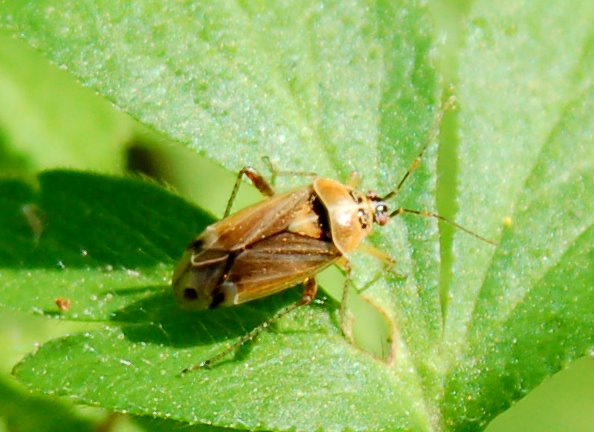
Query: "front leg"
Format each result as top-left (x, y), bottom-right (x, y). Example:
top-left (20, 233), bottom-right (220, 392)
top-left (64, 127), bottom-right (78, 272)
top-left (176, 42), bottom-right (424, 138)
top-left (335, 258), bottom-right (355, 342)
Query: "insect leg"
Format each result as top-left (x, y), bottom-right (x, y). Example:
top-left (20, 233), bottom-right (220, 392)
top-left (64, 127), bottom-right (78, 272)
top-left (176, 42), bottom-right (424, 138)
top-left (359, 243), bottom-right (408, 281)
top-left (22, 203), bottom-right (45, 242)
top-left (224, 167), bottom-right (275, 217)
top-left (337, 259), bottom-right (355, 342)
top-left (391, 208), bottom-right (497, 245)
top-left (358, 244), bottom-right (395, 267)
top-left (182, 278), bottom-right (318, 373)
top-left (346, 171), bottom-right (361, 188)
top-left (261, 156), bottom-right (316, 187)
top-left (337, 249), bottom-right (405, 342)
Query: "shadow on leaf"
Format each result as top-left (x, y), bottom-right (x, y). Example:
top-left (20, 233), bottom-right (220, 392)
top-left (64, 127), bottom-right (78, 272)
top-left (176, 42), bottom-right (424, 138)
top-left (111, 287), bottom-right (318, 348)
top-left (0, 170), bottom-right (213, 269)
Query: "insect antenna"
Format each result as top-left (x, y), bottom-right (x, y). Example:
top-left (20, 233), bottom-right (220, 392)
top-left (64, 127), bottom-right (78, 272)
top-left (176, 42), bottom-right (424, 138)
top-left (380, 95), bottom-right (496, 246)
top-left (382, 95), bottom-right (456, 201)
top-left (390, 208), bottom-right (496, 245)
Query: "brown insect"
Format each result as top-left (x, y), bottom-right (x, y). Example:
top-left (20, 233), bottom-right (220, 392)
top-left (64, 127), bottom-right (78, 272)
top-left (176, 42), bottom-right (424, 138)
top-left (173, 101), bottom-right (495, 372)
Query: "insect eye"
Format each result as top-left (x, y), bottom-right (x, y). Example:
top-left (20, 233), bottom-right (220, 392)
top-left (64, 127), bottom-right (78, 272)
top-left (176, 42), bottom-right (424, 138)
top-left (374, 202), bottom-right (390, 225)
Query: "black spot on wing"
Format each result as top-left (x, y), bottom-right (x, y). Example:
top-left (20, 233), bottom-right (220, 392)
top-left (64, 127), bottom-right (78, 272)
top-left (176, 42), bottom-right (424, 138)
top-left (183, 288), bottom-right (198, 300)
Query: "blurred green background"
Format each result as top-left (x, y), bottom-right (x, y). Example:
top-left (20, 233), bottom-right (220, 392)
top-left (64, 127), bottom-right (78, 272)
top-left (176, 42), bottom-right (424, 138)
top-left (0, 3), bottom-right (593, 431)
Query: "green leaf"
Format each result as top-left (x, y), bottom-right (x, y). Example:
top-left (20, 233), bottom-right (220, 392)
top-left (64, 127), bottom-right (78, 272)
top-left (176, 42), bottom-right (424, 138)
top-left (0, 1), bottom-right (592, 432)
top-left (0, 376), bottom-right (98, 432)
top-left (0, 34), bottom-right (133, 174)
top-left (441, 0), bottom-right (594, 430)
top-left (133, 415), bottom-right (234, 432)
top-left (445, 89), bottom-right (594, 430)
top-left (0, 0), bottom-right (436, 178)
top-left (0, 171), bottom-right (211, 320)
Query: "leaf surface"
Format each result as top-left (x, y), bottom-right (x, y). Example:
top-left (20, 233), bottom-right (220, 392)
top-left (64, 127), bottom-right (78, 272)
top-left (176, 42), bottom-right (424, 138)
top-left (0, 1), bottom-right (592, 431)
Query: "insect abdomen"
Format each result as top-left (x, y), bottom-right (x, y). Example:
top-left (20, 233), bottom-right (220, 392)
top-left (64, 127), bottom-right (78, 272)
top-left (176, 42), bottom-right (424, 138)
top-left (172, 246), bottom-right (238, 310)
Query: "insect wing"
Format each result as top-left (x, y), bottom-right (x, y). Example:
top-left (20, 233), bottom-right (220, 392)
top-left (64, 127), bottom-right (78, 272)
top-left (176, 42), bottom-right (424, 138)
top-left (227, 232), bottom-right (341, 304)
top-left (203, 186), bottom-right (313, 251)
top-left (172, 248), bottom-right (231, 309)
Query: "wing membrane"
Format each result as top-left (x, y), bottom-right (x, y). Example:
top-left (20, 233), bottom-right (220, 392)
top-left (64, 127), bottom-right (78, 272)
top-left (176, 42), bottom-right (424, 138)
top-left (228, 232), bottom-right (341, 303)
top-left (205, 186), bottom-right (314, 251)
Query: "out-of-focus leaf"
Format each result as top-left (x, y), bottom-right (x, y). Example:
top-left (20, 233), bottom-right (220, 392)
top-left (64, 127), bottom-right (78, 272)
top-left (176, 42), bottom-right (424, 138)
top-left (0, 34), bottom-right (133, 173)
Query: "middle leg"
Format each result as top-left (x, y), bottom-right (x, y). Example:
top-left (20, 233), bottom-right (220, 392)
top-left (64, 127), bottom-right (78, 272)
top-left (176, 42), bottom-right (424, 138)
top-left (225, 167), bottom-right (275, 217)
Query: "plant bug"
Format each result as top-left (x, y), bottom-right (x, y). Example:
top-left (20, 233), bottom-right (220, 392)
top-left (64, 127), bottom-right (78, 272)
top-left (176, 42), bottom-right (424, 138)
top-left (173, 98), bottom-right (495, 372)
